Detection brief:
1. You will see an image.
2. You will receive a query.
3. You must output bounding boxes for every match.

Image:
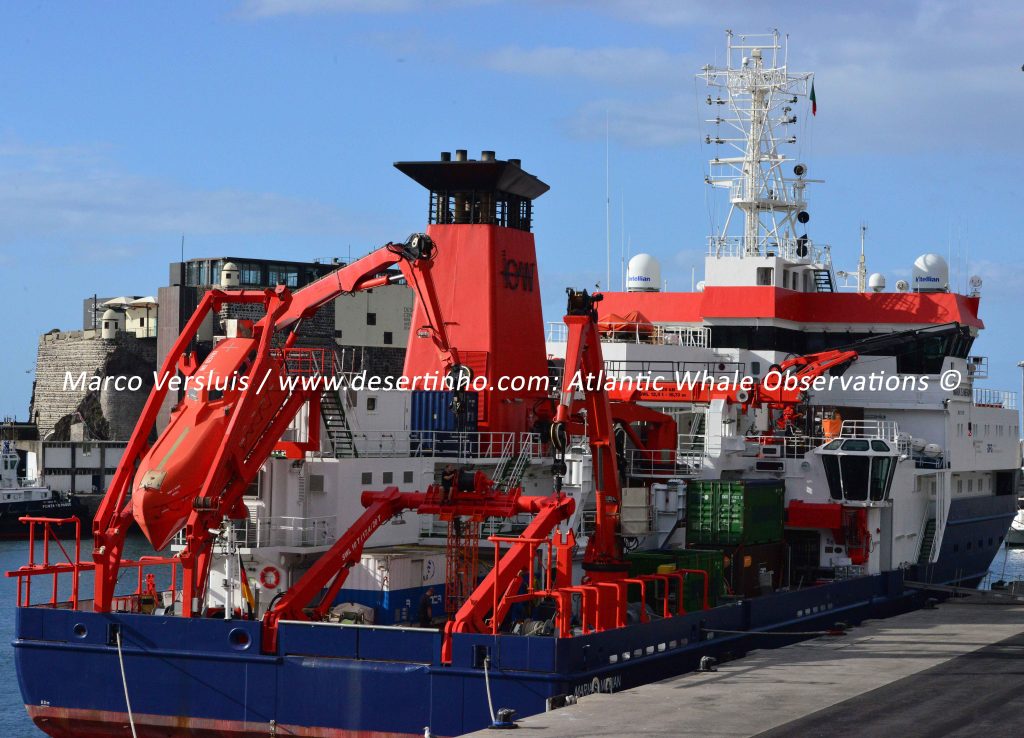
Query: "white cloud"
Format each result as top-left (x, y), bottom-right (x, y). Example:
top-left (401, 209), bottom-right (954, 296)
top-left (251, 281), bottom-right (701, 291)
top-left (568, 96), bottom-right (697, 148)
top-left (0, 141), bottom-right (358, 241)
top-left (484, 46), bottom-right (689, 87)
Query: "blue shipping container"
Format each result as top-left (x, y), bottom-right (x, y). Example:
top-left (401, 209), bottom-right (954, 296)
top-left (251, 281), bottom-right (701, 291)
top-left (410, 390), bottom-right (479, 455)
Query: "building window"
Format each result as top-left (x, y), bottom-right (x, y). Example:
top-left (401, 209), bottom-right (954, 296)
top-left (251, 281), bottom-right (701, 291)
top-left (383, 331), bottom-right (393, 345)
top-left (383, 472), bottom-right (393, 484)
top-left (403, 471), bottom-right (414, 484)
top-left (367, 312), bottom-right (377, 326)
top-left (269, 266), bottom-right (299, 287)
top-left (361, 472), bottom-right (372, 485)
top-left (240, 263), bottom-right (262, 286)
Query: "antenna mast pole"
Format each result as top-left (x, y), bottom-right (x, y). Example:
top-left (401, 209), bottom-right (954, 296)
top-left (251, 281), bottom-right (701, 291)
top-left (699, 30), bottom-right (815, 262)
top-left (858, 223), bottom-right (867, 293)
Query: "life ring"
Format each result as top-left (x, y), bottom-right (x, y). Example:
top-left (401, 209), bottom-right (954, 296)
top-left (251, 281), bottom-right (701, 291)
top-left (259, 566), bottom-right (281, 589)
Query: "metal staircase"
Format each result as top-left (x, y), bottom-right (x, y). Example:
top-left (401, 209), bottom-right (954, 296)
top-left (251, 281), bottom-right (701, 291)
top-left (320, 388), bottom-right (356, 458)
top-left (813, 269), bottom-right (835, 292)
top-left (918, 518), bottom-right (937, 566)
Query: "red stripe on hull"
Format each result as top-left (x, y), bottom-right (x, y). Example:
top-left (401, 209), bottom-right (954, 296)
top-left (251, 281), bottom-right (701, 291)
top-left (26, 706), bottom-right (427, 738)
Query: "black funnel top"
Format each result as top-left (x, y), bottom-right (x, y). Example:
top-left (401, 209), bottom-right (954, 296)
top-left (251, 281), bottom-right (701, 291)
top-left (394, 158), bottom-right (549, 201)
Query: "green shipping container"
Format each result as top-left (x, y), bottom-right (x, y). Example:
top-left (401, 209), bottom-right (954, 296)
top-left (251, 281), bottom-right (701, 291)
top-left (686, 480), bottom-right (785, 546)
top-left (626, 549), bottom-right (724, 610)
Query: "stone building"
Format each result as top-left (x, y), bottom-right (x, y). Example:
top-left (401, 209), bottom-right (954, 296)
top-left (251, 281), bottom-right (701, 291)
top-left (30, 326), bottom-right (158, 442)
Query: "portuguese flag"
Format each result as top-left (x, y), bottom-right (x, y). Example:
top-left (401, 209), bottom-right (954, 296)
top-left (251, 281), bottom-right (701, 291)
top-left (810, 81), bottom-right (817, 116)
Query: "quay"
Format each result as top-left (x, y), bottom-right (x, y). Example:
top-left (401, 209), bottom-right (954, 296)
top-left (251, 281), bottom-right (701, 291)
top-left (466, 595), bottom-right (1024, 737)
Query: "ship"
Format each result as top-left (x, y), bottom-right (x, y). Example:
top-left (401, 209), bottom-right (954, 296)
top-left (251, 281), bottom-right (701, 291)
top-left (9, 30), bottom-right (1021, 738)
top-left (0, 439), bottom-right (89, 539)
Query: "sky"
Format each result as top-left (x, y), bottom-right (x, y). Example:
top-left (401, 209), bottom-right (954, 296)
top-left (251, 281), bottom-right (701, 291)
top-left (0, 1), bottom-right (1022, 421)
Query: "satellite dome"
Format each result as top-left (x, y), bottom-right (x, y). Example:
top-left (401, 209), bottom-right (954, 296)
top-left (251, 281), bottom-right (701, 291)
top-left (867, 273), bottom-right (886, 293)
top-left (911, 253), bottom-right (949, 293)
top-left (626, 253), bottom-right (661, 293)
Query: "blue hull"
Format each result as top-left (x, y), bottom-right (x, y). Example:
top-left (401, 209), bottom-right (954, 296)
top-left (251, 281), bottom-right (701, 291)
top-left (15, 573), bottom-right (912, 737)
top-left (13, 496), bottom-right (1013, 737)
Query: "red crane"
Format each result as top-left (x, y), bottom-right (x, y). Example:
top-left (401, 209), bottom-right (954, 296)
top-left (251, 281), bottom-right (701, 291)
top-left (91, 234), bottom-right (458, 616)
top-left (549, 289), bottom-right (631, 582)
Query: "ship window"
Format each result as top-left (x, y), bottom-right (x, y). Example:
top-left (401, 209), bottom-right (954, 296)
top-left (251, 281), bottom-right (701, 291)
top-left (869, 457), bottom-right (895, 501)
top-left (366, 397), bottom-right (377, 412)
top-left (367, 312), bottom-right (377, 326)
top-left (824, 440), bottom-right (843, 450)
top-left (870, 440), bottom-right (890, 452)
top-left (840, 440), bottom-right (870, 452)
top-left (361, 472), bottom-right (372, 485)
top-left (383, 472), bottom-right (393, 484)
top-left (403, 471), bottom-right (414, 484)
top-left (751, 361), bottom-right (761, 377)
top-left (957, 479), bottom-right (963, 494)
top-left (384, 331), bottom-right (393, 345)
top-left (822, 456), bottom-right (843, 500)
top-left (308, 474), bottom-right (324, 493)
top-left (756, 267), bottom-right (774, 286)
top-left (840, 456), bottom-right (870, 501)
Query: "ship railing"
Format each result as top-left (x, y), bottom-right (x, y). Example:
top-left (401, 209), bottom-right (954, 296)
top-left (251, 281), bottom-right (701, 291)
top-left (973, 388), bottom-right (1017, 410)
top-left (602, 359), bottom-right (745, 381)
top-left (967, 356), bottom-right (989, 380)
top-left (707, 235), bottom-right (828, 265)
top-left (342, 430), bottom-right (535, 460)
top-left (173, 515), bottom-right (337, 549)
top-left (5, 515), bottom-right (180, 612)
top-left (546, 322), bottom-right (710, 348)
top-left (269, 347), bottom-right (337, 377)
top-left (744, 435), bottom-right (830, 458)
top-left (839, 420), bottom-right (900, 442)
top-left (623, 448), bottom-right (702, 479)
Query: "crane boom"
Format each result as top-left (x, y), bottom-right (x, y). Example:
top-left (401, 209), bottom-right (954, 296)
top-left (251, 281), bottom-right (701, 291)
top-left (91, 234), bottom-right (455, 615)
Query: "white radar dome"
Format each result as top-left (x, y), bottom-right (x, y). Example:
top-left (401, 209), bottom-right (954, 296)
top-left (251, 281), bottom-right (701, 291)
top-left (867, 273), bottom-right (886, 293)
top-left (626, 253), bottom-right (661, 293)
top-left (911, 253), bottom-right (949, 293)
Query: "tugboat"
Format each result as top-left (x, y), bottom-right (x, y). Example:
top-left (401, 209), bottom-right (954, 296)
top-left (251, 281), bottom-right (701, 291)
top-left (8, 30), bottom-right (1020, 738)
top-left (0, 439), bottom-right (87, 539)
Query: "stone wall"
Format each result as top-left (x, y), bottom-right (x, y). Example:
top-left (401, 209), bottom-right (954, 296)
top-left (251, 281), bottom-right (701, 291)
top-left (31, 330), bottom-right (157, 441)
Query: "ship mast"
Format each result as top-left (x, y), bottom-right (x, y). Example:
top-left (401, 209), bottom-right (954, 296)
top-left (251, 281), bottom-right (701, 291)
top-left (700, 30), bottom-right (815, 261)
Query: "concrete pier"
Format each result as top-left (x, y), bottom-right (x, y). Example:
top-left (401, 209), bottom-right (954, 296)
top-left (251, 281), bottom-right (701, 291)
top-left (465, 597), bottom-right (1024, 737)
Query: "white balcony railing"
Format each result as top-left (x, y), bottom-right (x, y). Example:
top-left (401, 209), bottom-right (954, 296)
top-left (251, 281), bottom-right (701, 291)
top-left (173, 515), bottom-right (337, 550)
top-left (335, 431), bottom-right (542, 461)
top-left (974, 388), bottom-right (1017, 409)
